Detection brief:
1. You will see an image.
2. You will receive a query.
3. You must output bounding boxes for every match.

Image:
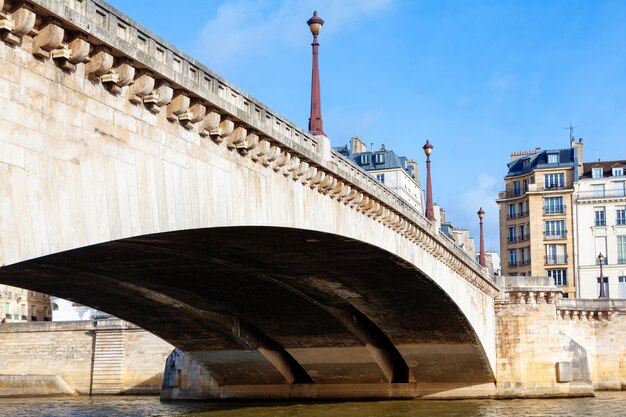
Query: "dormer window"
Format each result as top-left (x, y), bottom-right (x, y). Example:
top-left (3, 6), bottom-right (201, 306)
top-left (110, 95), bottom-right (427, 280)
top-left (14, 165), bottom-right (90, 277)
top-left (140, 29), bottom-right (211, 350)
top-left (359, 154), bottom-right (371, 165)
top-left (592, 167), bottom-right (603, 179)
top-left (613, 167), bottom-right (624, 177)
top-left (523, 159), bottom-right (530, 168)
top-left (374, 153), bottom-right (384, 164)
top-left (547, 153), bottom-right (559, 164)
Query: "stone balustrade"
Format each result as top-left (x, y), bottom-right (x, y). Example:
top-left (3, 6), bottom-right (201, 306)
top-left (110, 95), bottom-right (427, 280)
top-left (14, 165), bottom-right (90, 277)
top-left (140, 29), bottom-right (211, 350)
top-left (556, 299), bottom-right (626, 321)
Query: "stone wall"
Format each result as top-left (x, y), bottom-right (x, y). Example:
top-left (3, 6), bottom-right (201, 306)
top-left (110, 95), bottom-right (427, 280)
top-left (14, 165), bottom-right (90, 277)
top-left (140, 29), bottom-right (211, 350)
top-left (0, 319), bottom-right (172, 396)
top-left (495, 278), bottom-right (626, 397)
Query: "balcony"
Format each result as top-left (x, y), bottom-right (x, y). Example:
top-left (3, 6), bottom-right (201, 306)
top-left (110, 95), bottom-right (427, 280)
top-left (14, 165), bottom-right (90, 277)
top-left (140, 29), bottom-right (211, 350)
top-left (544, 205), bottom-right (566, 215)
top-left (518, 210), bottom-right (529, 218)
top-left (577, 189), bottom-right (626, 201)
top-left (519, 234), bottom-right (530, 242)
top-left (546, 255), bottom-right (568, 265)
top-left (544, 231), bottom-right (567, 240)
top-left (508, 236), bottom-right (518, 243)
top-left (594, 219), bottom-right (607, 227)
top-left (618, 258), bottom-right (626, 265)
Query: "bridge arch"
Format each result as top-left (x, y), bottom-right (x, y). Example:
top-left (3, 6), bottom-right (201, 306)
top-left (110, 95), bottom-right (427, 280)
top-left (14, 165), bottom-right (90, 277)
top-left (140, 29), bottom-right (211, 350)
top-left (0, 0), bottom-right (497, 398)
top-left (0, 226), bottom-right (494, 395)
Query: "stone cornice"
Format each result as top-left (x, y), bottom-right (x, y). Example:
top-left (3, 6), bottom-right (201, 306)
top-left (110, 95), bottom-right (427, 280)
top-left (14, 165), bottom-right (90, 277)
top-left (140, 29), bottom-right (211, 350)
top-left (0, 0), bottom-right (497, 297)
top-left (556, 299), bottom-right (626, 321)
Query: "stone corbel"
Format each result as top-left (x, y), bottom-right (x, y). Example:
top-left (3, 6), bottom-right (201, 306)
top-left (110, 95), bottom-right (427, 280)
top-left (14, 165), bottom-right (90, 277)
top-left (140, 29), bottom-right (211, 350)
top-left (85, 48), bottom-right (114, 82)
top-left (166, 93), bottom-right (190, 122)
top-left (338, 184), bottom-right (352, 201)
top-left (198, 110), bottom-right (220, 137)
top-left (303, 166), bottom-right (317, 185)
top-left (1, 6), bottom-right (35, 45)
top-left (144, 81), bottom-right (173, 114)
top-left (32, 21), bottom-right (64, 59)
top-left (291, 160), bottom-right (309, 180)
top-left (367, 202), bottom-right (381, 216)
top-left (249, 139), bottom-right (270, 161)
top-left (102, 60), bottom-right (135, 94)
top-left (128, 71), bottom-right (155, 104)
top-left (319, 176), bottom-right (337, 194)
top-left (343, 189), bottom-right (357, 204)
top-left (237, 132), bottom-right (259, 155)
top-left (181, 102), bottom-right (206, 130)
top-left (261, 145), bottom-right (280, 167)
top-left (330, 181), bottom-right (344, 199)
top-left (351, 193), bottom-right (364, 208)
top-left (272, 151), bottom-right (290, 172)
top-left (52, 36), bottom-right (91, 71)
top-left (212, 117), bottom-right (234, 143)
top-left (284, 156), bottom-right (300, 177)
top-left (309, 170), bottom-right (325, 189)
top-left (225, 125), bottom-right (246, 150)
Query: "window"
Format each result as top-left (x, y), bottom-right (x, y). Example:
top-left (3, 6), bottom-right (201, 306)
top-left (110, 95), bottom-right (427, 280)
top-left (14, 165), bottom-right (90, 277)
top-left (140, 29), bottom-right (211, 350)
top-left (544, 196), bottom-right (564, 214)
top-left (597, 277), bottom-right (610, 298)
top-left (591, 184), bottom-right (605, 198)
top-left (519, 224), bottom-right (527, 241)
top-left (359, 154), bottom-right (371, 165)
top-left (613, 167), bottom-right (624, 177)
top-left (508, 226), bottom-right (517, 243)
top-left (4, 302), bottom-right (9, 319)
top-left (374, 153), bottom-right (384, 164)
top-left (545, 220), bottom-right (565, 239)
top-left (619, 277), bottom-right (626, 299)
top-left (518, 201), bottom-right (526, 217)
top-left (20, 304), bottom-right (26, 321)
top-left (546, 244), bottom-right (566, 264)
top-left (617, 277), bottom-right (626, 298)
top-left (548, 153), bottom-right (559, 164)
top-left (31, 305), bottom-right (36, 321)
top-left (614, 181), bottom-right (626, 198)
top-left (507, 204), bottom-right (516, 219)
top-left (544, 173), bottom-right (565, 189)
top-left (592, 167), bottom-right (603, 179)
top-left (616, 207), bottom-right (626, 226)
top-left (594, 207), bottom-right (606, 226)
top-left (548, 269), bottom-right (567, 286)
top-left (509, 249), bottom-right (517, 266)
top-left (513, 181), bottom-right (521, 196)
top-left (523, 179), bottom-right (529, 193)
top-left (376, 174), bottom-right (385, 183)
top-left (618, 236), bottom-right (626, 264)
top-left (519, 248), bottom-right (529, 264)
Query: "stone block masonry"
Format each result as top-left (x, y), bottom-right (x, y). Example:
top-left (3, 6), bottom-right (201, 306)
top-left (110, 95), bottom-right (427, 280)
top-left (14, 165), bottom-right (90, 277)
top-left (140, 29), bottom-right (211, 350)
top-left (0, 319), bottom-right (173, 396)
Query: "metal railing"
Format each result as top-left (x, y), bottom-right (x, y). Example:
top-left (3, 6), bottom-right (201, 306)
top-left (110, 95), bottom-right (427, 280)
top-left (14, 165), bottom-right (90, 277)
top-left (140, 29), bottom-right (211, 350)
top-left (577, 189), bottom-right (626, 201)
top-left (544, 205), bottom-right (566, 215)
top-left (519, 234), bottom-right (530, 242)
top-left (544, 231), bottom-right (567, 240)
top-left (546, 255), bottom-right (568, 265)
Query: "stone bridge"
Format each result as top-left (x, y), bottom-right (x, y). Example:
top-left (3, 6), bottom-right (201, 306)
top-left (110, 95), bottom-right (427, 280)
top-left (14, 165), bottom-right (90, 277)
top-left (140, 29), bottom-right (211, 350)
top-left (0, 0), bottom-right (500, 399)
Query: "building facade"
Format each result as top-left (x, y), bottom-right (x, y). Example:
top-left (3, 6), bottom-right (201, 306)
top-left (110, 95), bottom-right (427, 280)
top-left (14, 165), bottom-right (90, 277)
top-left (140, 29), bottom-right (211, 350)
top-left (336, 137), bottom-right (424, 213)
top-left (574, 161), bottom-right (626, 298)
top-left (497, 140), bottom-right (583, 297)
top-left (0, 285), bottom-right (51, 322)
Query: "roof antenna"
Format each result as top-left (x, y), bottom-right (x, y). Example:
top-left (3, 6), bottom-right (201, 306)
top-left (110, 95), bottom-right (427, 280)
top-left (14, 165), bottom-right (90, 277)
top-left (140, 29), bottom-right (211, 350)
top-left (564, 121), bottom-right (577, 141)
top-left (370, 142), bottom-right (373, 152)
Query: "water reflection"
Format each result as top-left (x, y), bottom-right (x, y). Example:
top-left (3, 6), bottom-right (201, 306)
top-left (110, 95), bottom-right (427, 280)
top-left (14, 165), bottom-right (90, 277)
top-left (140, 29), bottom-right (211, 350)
top-left (4, 392), bottom-right (625, 417)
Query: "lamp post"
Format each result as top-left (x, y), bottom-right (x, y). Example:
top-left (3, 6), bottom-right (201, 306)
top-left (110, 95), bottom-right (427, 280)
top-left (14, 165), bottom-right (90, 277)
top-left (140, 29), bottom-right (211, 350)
top-left (477, 207), bottom-right (486, 267)
top-left (423, 140), bottom-right (435, 221)
top-left (307, 11), bottom-right (325, 136)
top-left (598, 253), bottom-right (607, 298)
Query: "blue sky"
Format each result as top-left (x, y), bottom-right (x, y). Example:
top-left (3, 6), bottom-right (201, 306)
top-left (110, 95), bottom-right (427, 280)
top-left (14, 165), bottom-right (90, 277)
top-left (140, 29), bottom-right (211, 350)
top-left (108, 0), bottom-right (626, 253)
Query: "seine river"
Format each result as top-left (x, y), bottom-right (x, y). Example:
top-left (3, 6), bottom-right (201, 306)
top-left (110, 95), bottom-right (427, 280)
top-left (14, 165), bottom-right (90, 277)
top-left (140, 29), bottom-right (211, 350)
top-left (2, 392), bottom-right (626, 417)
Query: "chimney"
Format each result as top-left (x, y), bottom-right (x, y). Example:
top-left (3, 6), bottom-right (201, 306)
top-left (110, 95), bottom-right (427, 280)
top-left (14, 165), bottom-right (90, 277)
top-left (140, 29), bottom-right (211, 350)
top-left (406, 159), bottom-right (419, 183)
top-left (351, 136), bottom-right (367, 153)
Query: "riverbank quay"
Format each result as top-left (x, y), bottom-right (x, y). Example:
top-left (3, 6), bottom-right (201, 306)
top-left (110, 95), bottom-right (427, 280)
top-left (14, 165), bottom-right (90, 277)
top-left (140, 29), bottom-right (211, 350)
top-left (0, 318), bottom-right (173, 397)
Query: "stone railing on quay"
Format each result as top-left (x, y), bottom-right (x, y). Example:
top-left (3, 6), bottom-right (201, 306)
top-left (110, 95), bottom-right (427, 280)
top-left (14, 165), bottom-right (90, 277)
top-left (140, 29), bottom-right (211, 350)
top-left (556, 299), bottom-right (626, 321)
top-left (0, 0), bottom-right (496, 296)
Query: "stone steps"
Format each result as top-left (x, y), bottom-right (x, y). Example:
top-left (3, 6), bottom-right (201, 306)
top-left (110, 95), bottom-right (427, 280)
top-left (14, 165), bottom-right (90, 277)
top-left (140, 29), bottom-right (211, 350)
top-left (91, 330), bottom-right (125, 394)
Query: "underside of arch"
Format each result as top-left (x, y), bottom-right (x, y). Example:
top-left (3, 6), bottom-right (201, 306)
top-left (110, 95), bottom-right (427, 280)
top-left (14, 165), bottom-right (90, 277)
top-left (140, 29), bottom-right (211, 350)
top-left (0, 226), bottom-right (494, 396)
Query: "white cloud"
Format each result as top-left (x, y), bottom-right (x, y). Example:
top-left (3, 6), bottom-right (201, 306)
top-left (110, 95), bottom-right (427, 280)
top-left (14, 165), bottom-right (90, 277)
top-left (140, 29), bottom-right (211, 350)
top-left (193, 0), bottom-right (394, 70)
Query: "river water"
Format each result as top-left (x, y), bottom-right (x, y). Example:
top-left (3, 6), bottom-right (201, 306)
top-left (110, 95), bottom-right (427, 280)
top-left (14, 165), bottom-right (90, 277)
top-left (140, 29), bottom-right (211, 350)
top-left (2, 392), bottom-right (626, 417)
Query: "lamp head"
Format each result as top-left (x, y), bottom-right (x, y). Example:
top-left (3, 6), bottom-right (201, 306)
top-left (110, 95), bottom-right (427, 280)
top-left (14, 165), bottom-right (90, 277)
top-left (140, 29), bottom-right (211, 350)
top-left (477, 207), bottom-right (485, 219)
top-left (307, 11), bottom-right (324, 36)
top-left (423, 139), bottom-right (433, 156)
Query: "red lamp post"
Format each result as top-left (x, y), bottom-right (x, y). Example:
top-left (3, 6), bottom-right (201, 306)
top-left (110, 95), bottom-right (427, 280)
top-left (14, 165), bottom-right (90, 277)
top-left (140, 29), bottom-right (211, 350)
top-left (423, 140), bottom-right (435, 221)
top-left (307, 11), bottom-right (325, 136)
top-left (598, 253), bottom-right (607, 298)
top-left (477, 207), bottom-right (486, 267)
